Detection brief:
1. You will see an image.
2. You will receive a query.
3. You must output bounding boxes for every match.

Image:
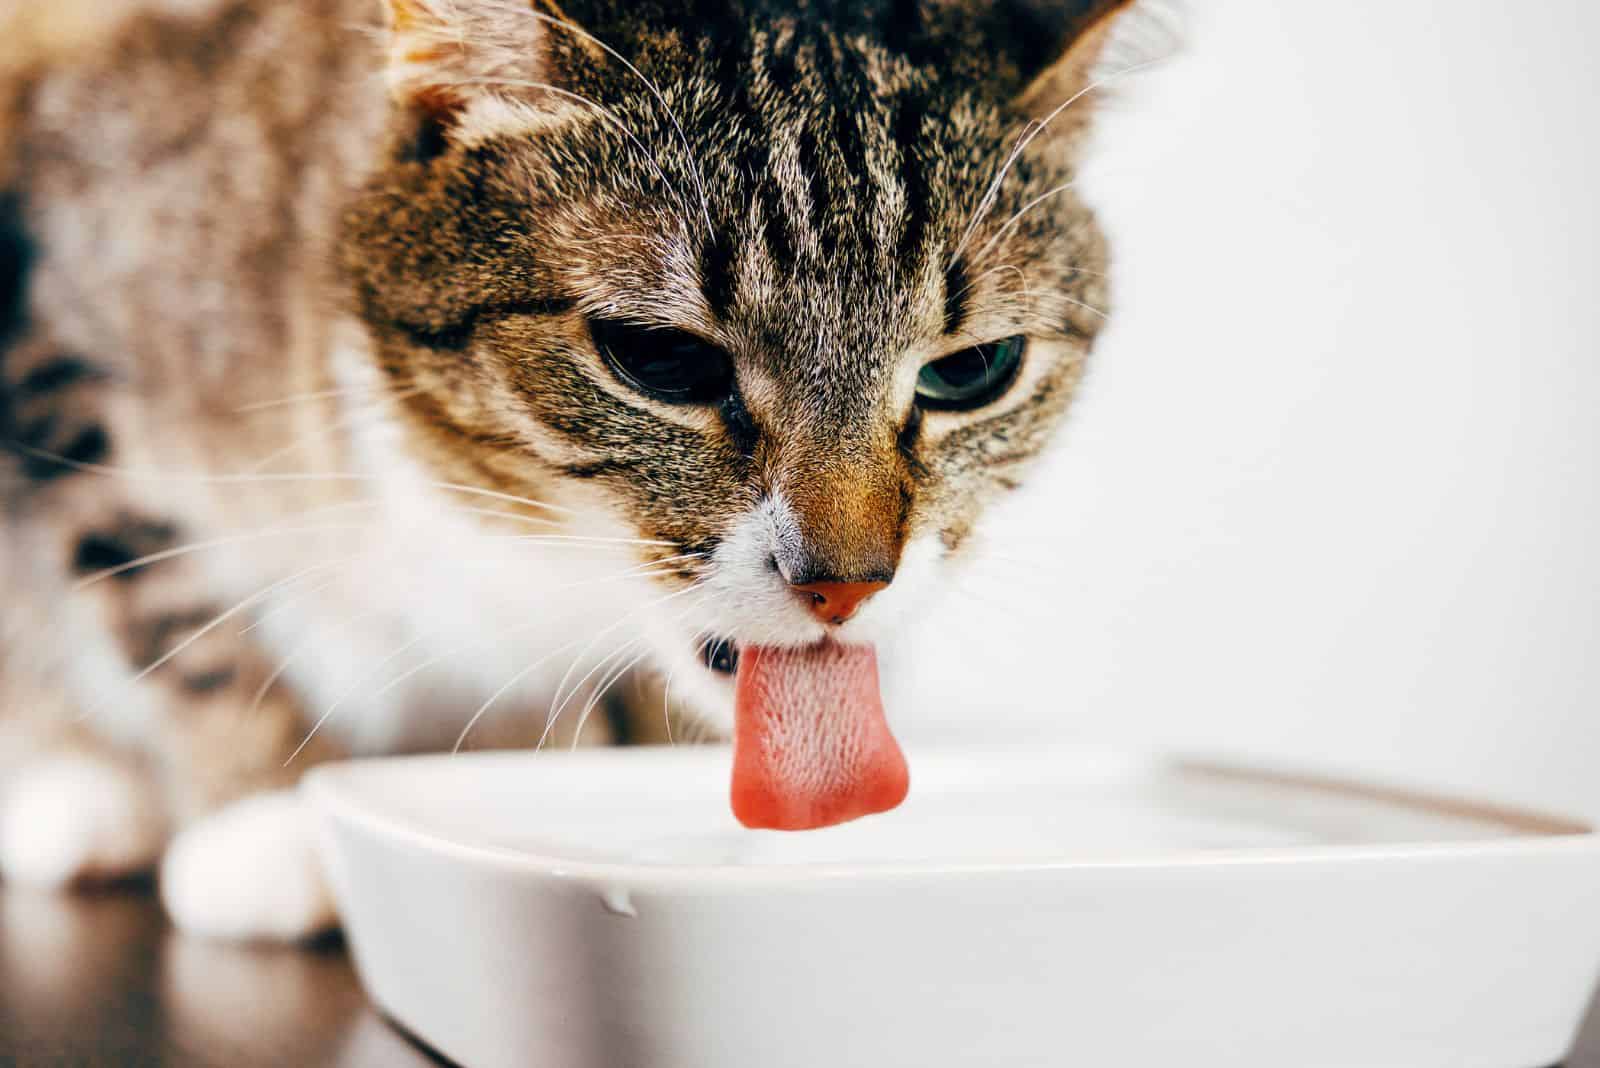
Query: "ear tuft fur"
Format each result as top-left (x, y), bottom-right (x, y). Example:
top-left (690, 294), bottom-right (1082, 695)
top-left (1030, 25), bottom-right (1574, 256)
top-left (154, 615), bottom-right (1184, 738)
top-left (382, 0), bottom-right (558, 120)
top-left (1009, 0), bottom-right (1184, 139)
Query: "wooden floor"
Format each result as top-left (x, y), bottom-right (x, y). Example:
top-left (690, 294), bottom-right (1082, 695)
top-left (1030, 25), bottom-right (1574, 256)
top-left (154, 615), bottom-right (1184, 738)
top-left (1, 882), bottom-right (1597, 1067)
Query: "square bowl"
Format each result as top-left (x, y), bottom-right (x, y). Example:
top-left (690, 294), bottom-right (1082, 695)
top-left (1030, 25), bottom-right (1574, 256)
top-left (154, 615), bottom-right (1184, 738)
top-left (304, 743), bottom-right (1600, 1068)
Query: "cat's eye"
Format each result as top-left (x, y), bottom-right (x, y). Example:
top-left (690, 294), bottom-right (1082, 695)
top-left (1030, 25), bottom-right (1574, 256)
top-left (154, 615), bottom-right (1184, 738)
top-left (590, 319), bottom-right (734, 404)
top-left (915, 335), bottom-right (1026, 410)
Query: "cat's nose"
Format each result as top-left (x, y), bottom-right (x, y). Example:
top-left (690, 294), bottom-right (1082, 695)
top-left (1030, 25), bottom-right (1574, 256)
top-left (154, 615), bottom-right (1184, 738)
top-left (790, 579), bottom-right (889, 626)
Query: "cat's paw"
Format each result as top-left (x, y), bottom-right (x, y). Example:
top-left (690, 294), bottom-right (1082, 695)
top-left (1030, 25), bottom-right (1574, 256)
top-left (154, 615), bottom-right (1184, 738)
top-left (0, 752), bottom-right (167, 887)
top-left (160, 790), bottom-right (337, 942)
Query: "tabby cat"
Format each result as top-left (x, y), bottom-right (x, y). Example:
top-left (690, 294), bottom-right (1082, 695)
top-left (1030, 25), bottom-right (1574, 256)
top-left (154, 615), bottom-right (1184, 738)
top-left (0, 0), bottom-right (1149, 940)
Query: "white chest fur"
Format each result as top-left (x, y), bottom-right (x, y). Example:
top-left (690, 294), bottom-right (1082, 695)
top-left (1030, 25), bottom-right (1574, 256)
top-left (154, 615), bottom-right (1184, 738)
top-left (248, 338), bottom-right (661, 756)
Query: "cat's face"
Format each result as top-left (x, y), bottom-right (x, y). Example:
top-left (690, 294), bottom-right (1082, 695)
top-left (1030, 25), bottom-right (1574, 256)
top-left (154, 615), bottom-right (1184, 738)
top-left (344, 0), bottom-right (1130, 732)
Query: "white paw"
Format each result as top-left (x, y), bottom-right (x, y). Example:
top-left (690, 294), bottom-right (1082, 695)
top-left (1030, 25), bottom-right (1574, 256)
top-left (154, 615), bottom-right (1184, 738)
top-left (160, 790), bottom-right (337, 942)
top-left (0, 753), bottom-right (166, 887)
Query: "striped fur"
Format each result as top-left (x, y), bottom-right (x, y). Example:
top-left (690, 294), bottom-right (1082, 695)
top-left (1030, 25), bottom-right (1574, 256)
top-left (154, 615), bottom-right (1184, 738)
top-left (0, 0), bottom-right (1157, 928)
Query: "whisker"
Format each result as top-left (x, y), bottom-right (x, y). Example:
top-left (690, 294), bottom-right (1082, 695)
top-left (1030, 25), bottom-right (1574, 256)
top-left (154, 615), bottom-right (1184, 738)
top-left (243, 385), bottom-right (423, 474)
top-left (541, 580), bottom-right (706, 747)
top-left (232, 384), bottom-right (381, 414)
top-left (247, 656), bottom-right (297, 720)
top-left (486, 1), bottom-right (713, 232)
top-left (451, 634), bottom-right (586, 754)
top-left (437, 503), bottom-right (562, 529)
top-left (953, 262), bottom-right (1032, 303)
top-left (489, 533), bottom-right (682, 549)
top-left (128, 558), bottom-right (349, 687)
top-left (286, 557), bottom-right (704, 764)
top-left (3, 443), bottom-right (579, 518)
top-left (453, 77), bottom-right (694, 225)
top-left (239, 571), bottom-right (345, 636)
top-left (1056, 293), bottom-right (1110, 320)
top-left (662, 631), bottom-right (716, 747)
top-left (568, 596), bottom-right (706, 750)
top-left (541, 636), bottom-right (643, 750)
top-left (70, 521), bottom-right (371, 592)
top-left (571, 645), bottom-right (653, 751)
top-left (950, 56), bottom-right (1171, 266)
top-left (968, 180), bottom-right (1080, 272)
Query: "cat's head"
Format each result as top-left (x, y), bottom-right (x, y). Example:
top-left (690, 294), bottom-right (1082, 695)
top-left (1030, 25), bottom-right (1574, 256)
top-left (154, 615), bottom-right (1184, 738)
top-left (342, 0), bottom-right (1142, 742)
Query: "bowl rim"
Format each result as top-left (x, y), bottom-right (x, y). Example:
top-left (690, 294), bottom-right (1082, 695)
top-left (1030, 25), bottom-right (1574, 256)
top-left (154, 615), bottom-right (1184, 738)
top-left (302, 743), bottom-right (1599, 889)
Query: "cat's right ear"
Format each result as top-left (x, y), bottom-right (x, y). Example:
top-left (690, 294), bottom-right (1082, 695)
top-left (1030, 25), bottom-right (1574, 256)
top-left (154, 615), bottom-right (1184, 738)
top-left (381, 0), bottom-right (571, 147)
top-left (977, 0), bottom-right (1157, 146)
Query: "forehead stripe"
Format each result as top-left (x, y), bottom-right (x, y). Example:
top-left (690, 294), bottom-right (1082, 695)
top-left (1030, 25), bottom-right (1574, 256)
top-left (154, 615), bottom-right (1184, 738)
top-left (943, 257), bottom-right (971, 336)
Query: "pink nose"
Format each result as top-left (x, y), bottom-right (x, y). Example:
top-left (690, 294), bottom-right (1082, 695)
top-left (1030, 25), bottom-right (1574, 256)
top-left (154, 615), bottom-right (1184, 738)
top-left (791, 580), bottom-right (888, 626)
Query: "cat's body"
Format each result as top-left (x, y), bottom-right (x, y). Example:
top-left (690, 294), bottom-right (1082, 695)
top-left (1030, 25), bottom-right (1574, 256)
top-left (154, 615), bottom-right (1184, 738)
top-left (0, 0), bottom-right (1141, 938)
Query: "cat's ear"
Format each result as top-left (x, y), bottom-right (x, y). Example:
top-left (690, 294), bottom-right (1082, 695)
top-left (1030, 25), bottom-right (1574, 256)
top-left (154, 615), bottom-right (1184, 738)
top-left (381, 0), bottom-right (564, 124)
top-left (994, 0), bottom-right (1146, 133)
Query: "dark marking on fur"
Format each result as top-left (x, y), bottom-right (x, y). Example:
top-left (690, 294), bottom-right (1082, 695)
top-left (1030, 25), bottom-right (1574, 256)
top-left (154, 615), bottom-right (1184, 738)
top-left (18, 356), bottom-right (103, 398)
top-left (943, 258), bottom-right (970, 336)
top-left (894, 477), bottom-right (916, 547)
top-left (602, 689), bottom-right (636, 745)
top-left (181, 664), bottom-right (238, 694)
top-left (796, 128), bottom-right (830, 252)
top-left (0, 193), bottom-right (32, 349)
top-left (128, 608), bottom-right (219, 673)
top-left (764, 31), bottom-right (799, 92)
top-left (18, 424), bottom-right (108, 481)
top-left (72, 518), bottom-right (180, 580)
top-left (396, 105), bottom-right (453, 165)
top-left (383, 297), bottom-right (574, 352)
top-left (939, 523), bottom-right (970, 553)
top-left (758, 176), bottom-right (797, 269)
top-left (557, 459), bottom-right (631, 480)
top-left (719, 388), bottom-right (761, 458)
top-left (700, 230), bottom-right (739, 321)
top-left (16, 412), bottom-right (55, 449)
top-left (894, 95), bottom-right (931, 263)
top-left (30, 424), bottom-right (109, 480)
top-left (898, 402), bottom-right (926, 467)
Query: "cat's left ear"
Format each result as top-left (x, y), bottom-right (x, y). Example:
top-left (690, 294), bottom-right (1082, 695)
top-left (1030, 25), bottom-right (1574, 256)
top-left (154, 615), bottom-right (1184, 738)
top-left (996, 0), bottom-right (1144, 131)
top-left (381, 0), bottom-right (570, 125)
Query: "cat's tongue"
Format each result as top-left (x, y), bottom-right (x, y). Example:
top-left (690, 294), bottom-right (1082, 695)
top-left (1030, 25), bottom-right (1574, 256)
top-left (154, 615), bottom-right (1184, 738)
top-left (731, 642), bottom-right (910, 831)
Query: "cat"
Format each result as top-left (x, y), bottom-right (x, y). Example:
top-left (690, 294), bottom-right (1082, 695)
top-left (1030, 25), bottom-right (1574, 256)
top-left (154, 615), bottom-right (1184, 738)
top-left (0, 0), bottom-right (1149, 940)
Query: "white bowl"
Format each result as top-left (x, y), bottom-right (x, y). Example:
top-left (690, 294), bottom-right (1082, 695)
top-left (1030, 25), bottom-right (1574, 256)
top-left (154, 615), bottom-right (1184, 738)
top-left (304, 743), bottom-right (1600, 1068)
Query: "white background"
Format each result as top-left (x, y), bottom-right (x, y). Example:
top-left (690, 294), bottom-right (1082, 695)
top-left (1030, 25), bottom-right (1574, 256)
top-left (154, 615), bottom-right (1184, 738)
top-left (897, 0), bottom-right (1600, 818)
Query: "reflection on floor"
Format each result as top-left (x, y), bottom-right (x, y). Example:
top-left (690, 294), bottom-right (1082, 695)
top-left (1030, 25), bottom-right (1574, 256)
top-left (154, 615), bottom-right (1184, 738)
top-left (0, 882), bottom-right (446, 1067)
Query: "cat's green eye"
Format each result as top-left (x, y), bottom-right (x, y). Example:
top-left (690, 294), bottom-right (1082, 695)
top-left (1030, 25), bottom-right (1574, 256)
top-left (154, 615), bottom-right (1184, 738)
top-left (590, 320), bottom-right (734, 405)
top-left (916, 335), bottom-right (1026, 411)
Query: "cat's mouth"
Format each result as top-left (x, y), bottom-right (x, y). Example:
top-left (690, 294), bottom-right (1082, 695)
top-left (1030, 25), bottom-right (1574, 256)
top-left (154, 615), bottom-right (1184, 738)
top-left (703, 635), bottom-right (910, 833)
top-left (701, 637), bottom-right (740, 676)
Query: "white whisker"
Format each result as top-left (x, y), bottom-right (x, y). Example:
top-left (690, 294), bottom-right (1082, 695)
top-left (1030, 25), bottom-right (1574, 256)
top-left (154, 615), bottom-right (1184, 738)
top-left (232, 384), bottom-right (380, 414)
top-left (541, 580), bottom-right (705, 747)
top-left (129, 558), bottom-right (349, 687)
top-left (968, 180), bottom-right (1079, 272)
top-left (244, 385), bottom-right (423, 474)
top-left (950, 56), bottom-right (1170, 265)
top-left (452, 635), bottom-right (586, 754)
top-left (285, 557), bottom-right (704, 765)
top-left (489, 533), bottom-right (681, 549)
top-left (486, 1), bottom-right (713, 232)
top-left (569, 597), bottom-right (706, 750)
top-left (4, 444), bottom-right (580, 519)
top-left (661, 631), bottom-right (715, 747)
top-left (70, 521), bottom-right (371, 592)
top-left (571, 646), bottom-right (653, 751)
top-left (454, 77), bottom-right (694, 225)
top-left (239, 571), bottom-right (344, 636)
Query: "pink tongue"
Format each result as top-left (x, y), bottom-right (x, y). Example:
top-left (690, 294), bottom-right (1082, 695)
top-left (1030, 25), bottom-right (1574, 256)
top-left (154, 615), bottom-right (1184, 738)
top-left (731, 642), bottom-right (910, 831)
